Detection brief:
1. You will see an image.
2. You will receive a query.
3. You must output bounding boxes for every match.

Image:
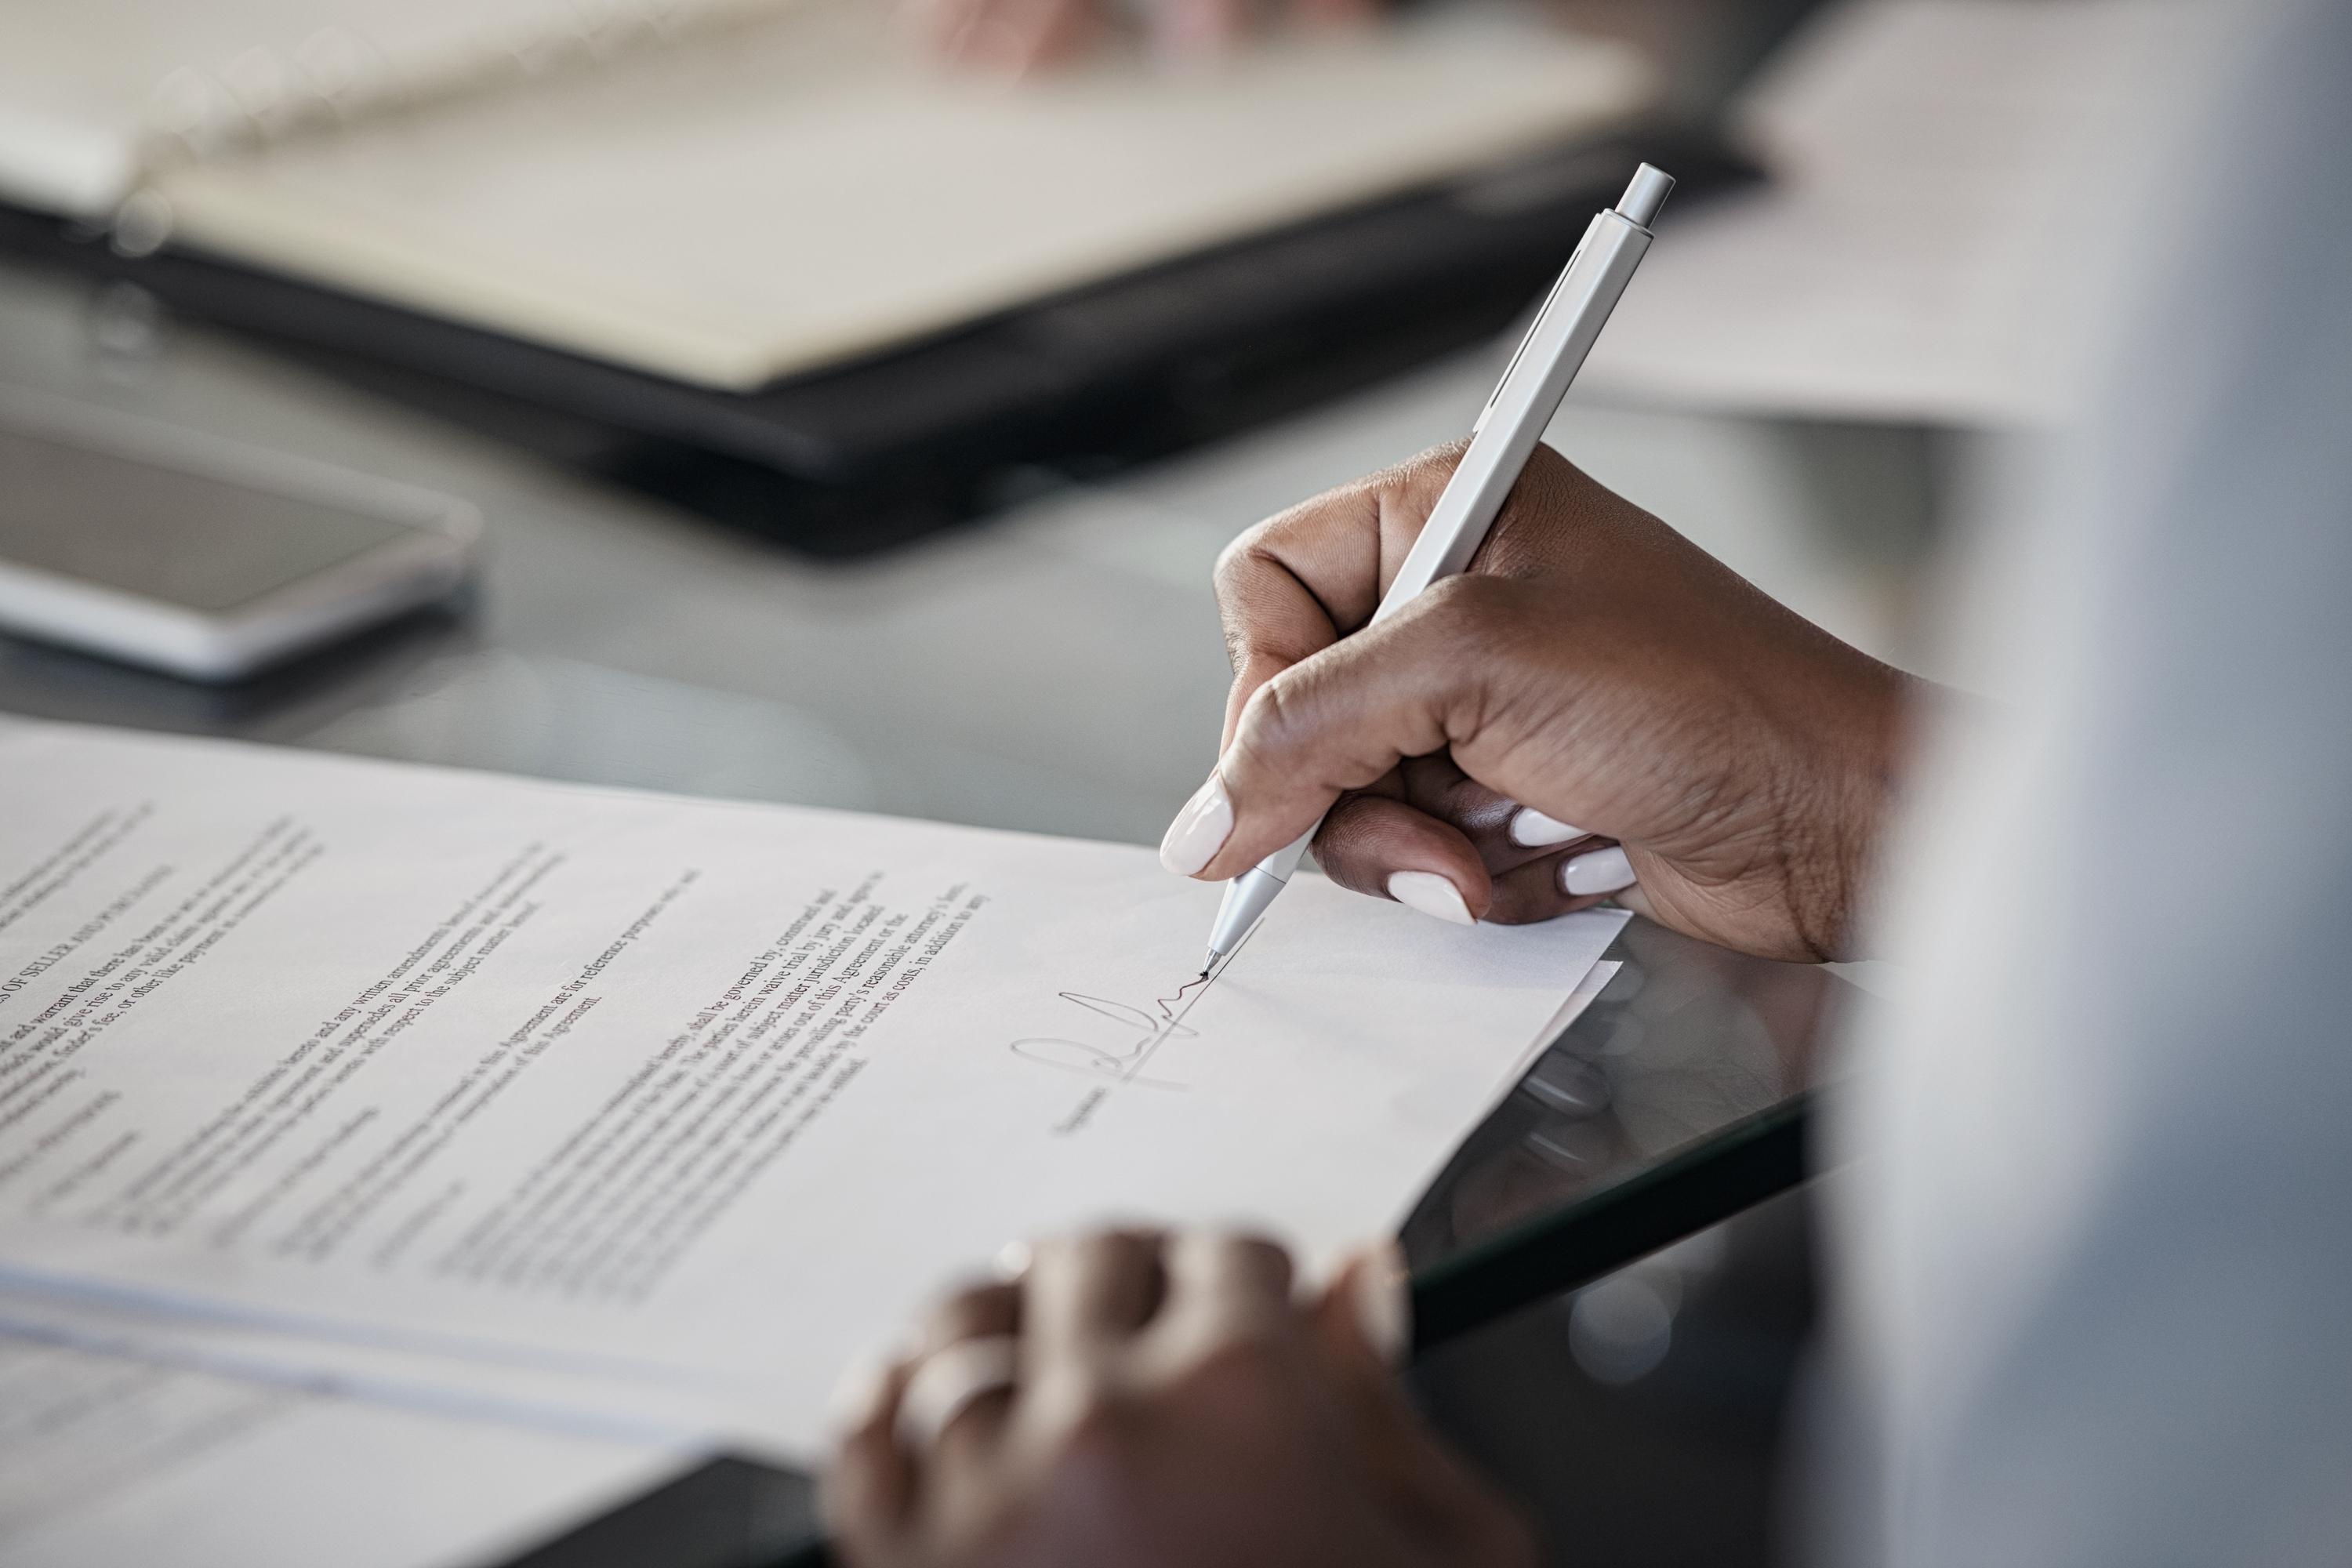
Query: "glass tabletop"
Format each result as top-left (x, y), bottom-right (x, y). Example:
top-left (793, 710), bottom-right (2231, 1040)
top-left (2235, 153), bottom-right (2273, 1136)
top-left (1403, 915), bottom-right (1842, 1348)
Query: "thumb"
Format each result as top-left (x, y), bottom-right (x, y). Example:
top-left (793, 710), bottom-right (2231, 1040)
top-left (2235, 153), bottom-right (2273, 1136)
top-left (1196, 574), bottom-right (1536, 882)
top-left (1312, 1240), bottom-right (1412, 1377)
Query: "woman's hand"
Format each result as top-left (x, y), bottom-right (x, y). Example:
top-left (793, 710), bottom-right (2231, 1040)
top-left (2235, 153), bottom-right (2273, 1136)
top-left (1156, 442), bottom-right (1913, 963)
top-left (903, 0), bottom-right (1373, 74)
top-left (826, 1229), bottom-right (1533, 1568)
top-left (903, 0), bottom-right (1374, 74)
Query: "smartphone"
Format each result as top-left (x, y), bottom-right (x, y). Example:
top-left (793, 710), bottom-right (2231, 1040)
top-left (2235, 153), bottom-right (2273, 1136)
top-left (0, 391), bottom-right (479, 682)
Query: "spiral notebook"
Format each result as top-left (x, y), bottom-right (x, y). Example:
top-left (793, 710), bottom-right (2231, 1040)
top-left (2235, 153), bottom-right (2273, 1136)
top-left (0, 0), bottom-right (1654, 390)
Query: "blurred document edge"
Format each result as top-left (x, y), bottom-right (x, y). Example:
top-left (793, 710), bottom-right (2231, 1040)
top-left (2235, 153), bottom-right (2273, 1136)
top-left (1577, 0), bottom-right (2241, 428)
top-left (0, 1327), bottom-right (683, 1568)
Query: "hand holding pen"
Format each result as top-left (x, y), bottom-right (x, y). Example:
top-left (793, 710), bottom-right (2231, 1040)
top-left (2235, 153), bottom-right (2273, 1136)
top-left (1159, 170), bottom-right (1913, 967)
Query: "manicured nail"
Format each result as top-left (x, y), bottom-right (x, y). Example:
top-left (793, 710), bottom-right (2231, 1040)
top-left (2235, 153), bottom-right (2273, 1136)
top-left (992, 1239), bottom-right (1033, 1280)
top-left (1509, 808), bottom-right (1588, 848)
top-left (1387, 870), bottom-right (1475, 925)
top-left (1158, 774), bottom-right (1233, 876)
top-left (1351, 1240), bottom-right (1410, 1365)
top-left (1562, 844), bottom-right (1636, 897)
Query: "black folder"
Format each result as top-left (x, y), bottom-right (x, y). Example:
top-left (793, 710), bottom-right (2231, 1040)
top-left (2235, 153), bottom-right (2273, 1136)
top-left (0, 125), bottom-right (1751, 557)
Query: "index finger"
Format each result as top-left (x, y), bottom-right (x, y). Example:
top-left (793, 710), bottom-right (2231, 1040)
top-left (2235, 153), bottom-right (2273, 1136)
top-left (1211, 444), bottom-right (1463, 750)
top-left (1140, 1231), bottom-right (1298, 1374)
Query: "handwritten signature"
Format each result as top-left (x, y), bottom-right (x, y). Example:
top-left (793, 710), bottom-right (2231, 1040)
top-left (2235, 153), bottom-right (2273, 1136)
top-left (1010, 972), bottom-right (1211, 1088)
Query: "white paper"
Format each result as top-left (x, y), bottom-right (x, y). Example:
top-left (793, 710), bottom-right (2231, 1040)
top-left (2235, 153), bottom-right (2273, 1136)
top-left (0, 1330), bottom-right (679, 1568)
top-left (149, 4), bottom-right (1648, 387)
top-left (0, 723), bottom-right (1623, 1457)
top-left (0, 956), bottom-right (1633, 1444)
top-left (0, 0), bottom-right (798, 216)
top-left (1580, 0), bottom-right (2237, 426)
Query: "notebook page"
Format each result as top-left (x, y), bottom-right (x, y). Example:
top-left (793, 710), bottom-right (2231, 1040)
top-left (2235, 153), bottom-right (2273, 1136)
top-left (0, 0), bottom-right (795, 216)
top-left (151, 4), bottom-right (1652, 387)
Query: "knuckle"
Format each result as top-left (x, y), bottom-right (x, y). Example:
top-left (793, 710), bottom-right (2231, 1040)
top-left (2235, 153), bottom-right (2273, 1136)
top-left (1230, 670), bottom-right (1312, 768)
top-left (925, 1279), bottom-right (1011, 1341)
top-left (1417, 568), bottom-right (1509, 618)
top-left (1214, 481), bottom-right (1348, 593)
top-left (1381, 438), bottom-right (1468, 494)
top-left (1413, 575), bottom-right (1530, 659)
top-left (1172, 1229), bottom-right (1296, 1305)
top-left (1080, 1226), bottom-right (1163, 1269)
top-left (1219, 1232), bottom-right (1296, 1294)
top-left (1212, 521), bottom-right (1278, 585)
top-left (1221, 1229), bottom-right (1292, 1272)
top-left (1166, 1334), bottom-right (1293, 1417)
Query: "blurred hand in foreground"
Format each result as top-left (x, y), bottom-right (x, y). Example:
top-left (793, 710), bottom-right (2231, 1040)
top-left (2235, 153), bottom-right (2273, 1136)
top-left (1157, 442), bottom-right (1915, 963)
top-left (904, 0), bottom-right (1375, 74)
top-left (826, 1229), bottom-right (1533, 1568)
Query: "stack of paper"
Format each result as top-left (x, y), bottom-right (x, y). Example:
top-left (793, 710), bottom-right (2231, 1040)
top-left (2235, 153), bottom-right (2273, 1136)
top-left (0, 721), bottom-right (1621, 1563)
top-left (0, 1333), bottom-right (673, 1568)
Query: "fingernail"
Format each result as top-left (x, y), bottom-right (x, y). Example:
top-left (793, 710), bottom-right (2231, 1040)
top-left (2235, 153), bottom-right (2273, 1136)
top-left (1351, 1240), bottom-right (1410, 1365)
top-left (1509, 808), bottom-right (1588, 848)
top-left (1562, 844), bottom-right (1637, 897)
top-left (1386, 870), bottom-right (1475, 926)
top-left (1158, 774), bottom-right (1233, 876)
top-left (992, 1239), bottom-right (1033, 1280)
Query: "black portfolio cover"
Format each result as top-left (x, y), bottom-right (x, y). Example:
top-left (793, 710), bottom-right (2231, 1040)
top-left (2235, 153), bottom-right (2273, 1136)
top-left (0, 126), bottom-right (1751, 556)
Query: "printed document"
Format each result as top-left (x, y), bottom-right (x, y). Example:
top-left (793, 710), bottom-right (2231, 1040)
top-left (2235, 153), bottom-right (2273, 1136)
top-left (0, 1330), bottom-right (676, 1568)
top-left (0, 724), bottom-right (1621, 1456)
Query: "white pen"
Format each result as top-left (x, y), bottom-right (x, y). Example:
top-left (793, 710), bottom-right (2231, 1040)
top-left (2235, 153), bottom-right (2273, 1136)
top-left (1200, 162), bottom-right (1674, 975)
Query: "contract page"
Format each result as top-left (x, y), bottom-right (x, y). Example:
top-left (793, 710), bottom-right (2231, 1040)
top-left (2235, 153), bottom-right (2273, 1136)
top-left (0, 724), bottom-right (1621, 1456)
top-left (0, 1330), bottom-right (676, 1568)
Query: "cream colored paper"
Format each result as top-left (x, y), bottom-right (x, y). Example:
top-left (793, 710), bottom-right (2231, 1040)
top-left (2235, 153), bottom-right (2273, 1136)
top-left (147, 5), bottom-right (1649, 387)
top-left (0, 0), bottom-right (797, 216)
top-left (0, 723), bottom-right (1622, 1457)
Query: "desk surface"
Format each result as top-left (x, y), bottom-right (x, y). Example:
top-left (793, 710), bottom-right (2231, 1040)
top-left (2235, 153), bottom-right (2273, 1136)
top-left (0, 257), bottom-right (1936, 849)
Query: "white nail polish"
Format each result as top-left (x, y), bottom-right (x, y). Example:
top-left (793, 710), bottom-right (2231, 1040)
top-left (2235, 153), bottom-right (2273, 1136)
top-left (1386, 870), bottom-right (1475, 925)
top-left (1158, 775), bottom-right (1233, 876)
top-left (1561, 844), bottom-right (1637, 897)
top-left (1509, 808), bottom-right (1588, 848)
top-left (1350, 1240), bottom-right (1410, 1366)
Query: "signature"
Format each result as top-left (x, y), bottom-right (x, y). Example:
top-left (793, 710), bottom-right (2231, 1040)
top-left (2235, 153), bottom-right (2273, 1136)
top-left (1010, 972), bottom-right (1212, 1088)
